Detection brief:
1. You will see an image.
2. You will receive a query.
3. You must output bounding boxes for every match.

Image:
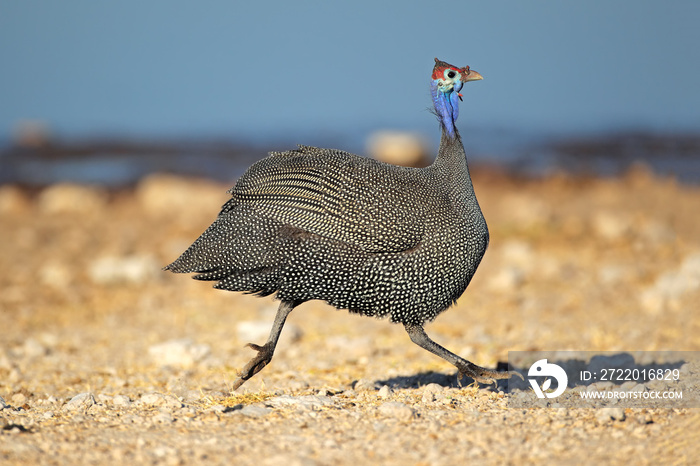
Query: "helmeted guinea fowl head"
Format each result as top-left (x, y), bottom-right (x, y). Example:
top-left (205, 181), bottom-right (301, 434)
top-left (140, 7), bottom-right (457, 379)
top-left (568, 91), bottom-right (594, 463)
top-left (431, 57), bottom-right (483, 139)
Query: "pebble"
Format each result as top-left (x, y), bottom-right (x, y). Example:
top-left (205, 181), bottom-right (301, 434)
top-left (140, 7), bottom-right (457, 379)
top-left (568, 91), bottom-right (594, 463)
top-left (354, 379), bottom-right (379, 392)
top-left (0, 396), bottom-right (8, 409)
top-left (237, 405), bottom-right (271, 418)
top-left (378, 402), bottom-right (415, 421)
top-left (619, 381), bottom-right (637, 391)
top-left (148, 338), bottom-right (211, 368)
top-left (629, 384), bottom-right (646, 393)
top-left (63, 393), bottom-right (96, 412)
top-left (596, 407), bottom-right (626, 423)
top-left (11, 393), bottom-right (27, 405)
top-left (422, 384), bottom-right (444, 403)
top-left (377, 385), bottom-right (392, 399)
top-left (423, 383), bottom-right (444, 395)
top-left (43, 411), bottom-right (54, 419)
top-left (589, 381), bottom-right (614, 391)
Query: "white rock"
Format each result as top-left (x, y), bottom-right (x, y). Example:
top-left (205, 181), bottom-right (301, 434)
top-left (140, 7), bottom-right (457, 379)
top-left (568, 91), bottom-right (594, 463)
top-left (422, 383), bottom-right (444, 395)
top-left (378, 401), bottom-right (414, 421)
top-left (596, 407), bottom-right (626, 423)
top-left (148, 338), bottom-right (211, 368)
top-left (237, 405), bottom-right (271, 418)
top-left (140, 393), bottom-right (163, 406)
top-left (421, 383), bottom-right (444, 402)
top-left (354, 379), bottom-right (379, 392)
top-left (630, 384), bottom-right (646, 393)
top-left (619, 381), bottom-right (637, 391)
top-left (63, 392), bottom-right (96, 411)
top-left (377, 385), bottom-right (392, 399)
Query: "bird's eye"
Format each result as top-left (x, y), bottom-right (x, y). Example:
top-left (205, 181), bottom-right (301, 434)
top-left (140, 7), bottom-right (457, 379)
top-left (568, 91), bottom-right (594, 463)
top-left (447, 70), bottom-right (456, 79)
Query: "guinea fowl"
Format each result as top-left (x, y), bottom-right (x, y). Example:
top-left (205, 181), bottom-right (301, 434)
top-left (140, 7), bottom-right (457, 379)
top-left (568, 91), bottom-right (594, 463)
top-left (165, 58), bottom-right (516, 390)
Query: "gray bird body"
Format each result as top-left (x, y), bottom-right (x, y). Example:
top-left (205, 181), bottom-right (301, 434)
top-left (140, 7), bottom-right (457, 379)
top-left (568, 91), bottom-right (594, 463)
top-left (166, 58), bottom-right (516, 389)
top-left (165, 131), bottom-right (488, 326)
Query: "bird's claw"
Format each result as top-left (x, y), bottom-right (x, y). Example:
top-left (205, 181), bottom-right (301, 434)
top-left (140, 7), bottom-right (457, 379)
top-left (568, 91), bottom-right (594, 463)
top-left (458, 363), bottom-right (523, 386)
top-left (230, 342), bottom-right (274, 390)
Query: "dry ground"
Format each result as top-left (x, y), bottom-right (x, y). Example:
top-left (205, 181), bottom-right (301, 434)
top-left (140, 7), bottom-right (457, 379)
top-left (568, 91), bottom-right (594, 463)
top-left (1, 165), bottom-right (699, 465)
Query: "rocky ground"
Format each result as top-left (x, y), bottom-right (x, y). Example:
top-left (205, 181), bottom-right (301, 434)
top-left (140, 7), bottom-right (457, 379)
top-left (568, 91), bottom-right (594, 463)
top-left (1, 166), bottom-right (699, 465)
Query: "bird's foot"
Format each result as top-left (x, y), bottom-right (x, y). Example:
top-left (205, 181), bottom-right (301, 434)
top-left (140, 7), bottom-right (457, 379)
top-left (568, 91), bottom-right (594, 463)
top-left (457, 360), bottom-right (524, 386)
top-left (230, 342), bottom-right (274, 390)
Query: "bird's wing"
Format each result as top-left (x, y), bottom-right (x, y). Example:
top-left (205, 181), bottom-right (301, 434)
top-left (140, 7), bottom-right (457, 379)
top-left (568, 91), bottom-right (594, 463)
top-left (227, 146), bottom-right (424, 253)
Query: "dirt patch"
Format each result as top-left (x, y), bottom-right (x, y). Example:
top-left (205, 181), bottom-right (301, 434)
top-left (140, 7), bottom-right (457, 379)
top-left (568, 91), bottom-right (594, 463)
top-left (1, 167), bottom-right (699, 464)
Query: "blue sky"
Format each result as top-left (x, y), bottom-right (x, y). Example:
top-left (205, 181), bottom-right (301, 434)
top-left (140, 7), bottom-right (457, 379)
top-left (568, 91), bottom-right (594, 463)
top-left (2, 1), bottom-right (699, 143)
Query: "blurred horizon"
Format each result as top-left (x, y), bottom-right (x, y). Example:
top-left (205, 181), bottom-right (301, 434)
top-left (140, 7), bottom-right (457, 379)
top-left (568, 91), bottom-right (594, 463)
top-left (2, 1), bottom-right (700, 184)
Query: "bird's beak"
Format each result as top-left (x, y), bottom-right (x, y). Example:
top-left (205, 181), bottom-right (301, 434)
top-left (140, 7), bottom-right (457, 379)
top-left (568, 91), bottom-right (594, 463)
top-left (463, 70), bottom-right (483, 83)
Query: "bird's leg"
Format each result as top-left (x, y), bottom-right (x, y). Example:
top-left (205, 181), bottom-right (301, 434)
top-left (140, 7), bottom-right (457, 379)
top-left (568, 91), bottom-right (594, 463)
top-left (230, 300), bottom-right (296, 391)
top-left (404, 324), bottom-right (522, 386)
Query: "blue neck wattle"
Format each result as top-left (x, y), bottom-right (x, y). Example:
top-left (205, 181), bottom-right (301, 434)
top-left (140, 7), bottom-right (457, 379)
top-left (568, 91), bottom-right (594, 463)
top-left (431, 79), bottom-right (461, 138)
